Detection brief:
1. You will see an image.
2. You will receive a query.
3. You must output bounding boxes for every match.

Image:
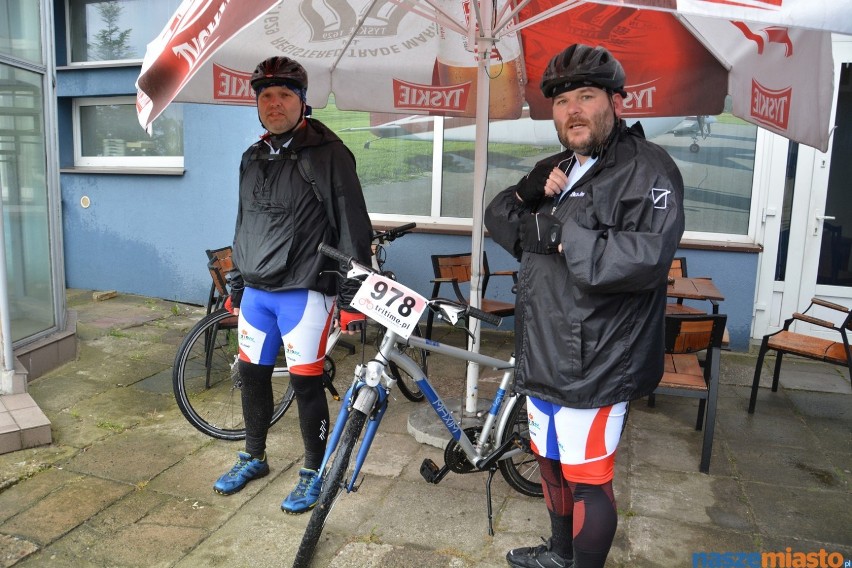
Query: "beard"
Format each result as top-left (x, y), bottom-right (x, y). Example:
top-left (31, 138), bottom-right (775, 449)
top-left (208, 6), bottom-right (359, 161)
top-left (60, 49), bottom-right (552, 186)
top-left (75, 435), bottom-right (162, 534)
top-left (556, 106), bottom-right (615, 156)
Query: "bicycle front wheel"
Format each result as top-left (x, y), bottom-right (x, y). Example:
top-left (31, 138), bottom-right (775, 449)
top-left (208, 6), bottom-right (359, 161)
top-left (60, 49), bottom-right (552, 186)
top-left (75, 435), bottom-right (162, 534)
top-left (172, 308), bottom-right (295, 440)
top-left (294, 408), bottom-right (368, 568)
top-left (498, 396), bottom-right (543, 497)
top-left (384, 324), bottom-right (426, 402)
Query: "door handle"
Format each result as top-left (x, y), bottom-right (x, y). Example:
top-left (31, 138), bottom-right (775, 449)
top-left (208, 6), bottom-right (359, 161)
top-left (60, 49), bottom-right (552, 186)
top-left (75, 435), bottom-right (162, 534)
top-left (814, 214), bottom-right (836, 235)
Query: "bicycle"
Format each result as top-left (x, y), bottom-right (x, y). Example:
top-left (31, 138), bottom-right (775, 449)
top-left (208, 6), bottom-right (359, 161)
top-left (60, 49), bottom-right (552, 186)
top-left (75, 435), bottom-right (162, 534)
top-left (293, 243), bottom-right (542, 568)
top-left (172, 224), bottom-right (422, 440)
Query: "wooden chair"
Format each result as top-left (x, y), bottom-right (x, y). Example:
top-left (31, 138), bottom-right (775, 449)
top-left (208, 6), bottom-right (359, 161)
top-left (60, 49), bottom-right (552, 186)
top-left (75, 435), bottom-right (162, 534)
top-left (424, 251), bottom-right (516, 339)
top-left (667, 256), bottom-right (718, 315)
top-left (748, 298), bottom-right (851, 413)
top-left (205, 246), bottom-right (234, 315)
top-left (650, 313), bottom-right (727, 474)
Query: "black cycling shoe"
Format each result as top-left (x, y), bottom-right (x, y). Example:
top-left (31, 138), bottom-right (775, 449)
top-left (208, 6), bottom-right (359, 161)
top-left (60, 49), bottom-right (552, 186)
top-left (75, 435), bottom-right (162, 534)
top-left (506, 538), bottom-right (573, 568)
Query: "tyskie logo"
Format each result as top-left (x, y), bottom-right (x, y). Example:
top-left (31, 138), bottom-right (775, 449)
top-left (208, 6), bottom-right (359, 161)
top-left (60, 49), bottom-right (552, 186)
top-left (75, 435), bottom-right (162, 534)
top-left (750, 79), bottom-right (791, 130)
top-left (213, 64), bottom-right (253, 103)
top-left (301, 0), bottom-right (407, 42)
top-left (393, 79), bottom-right (470, 112)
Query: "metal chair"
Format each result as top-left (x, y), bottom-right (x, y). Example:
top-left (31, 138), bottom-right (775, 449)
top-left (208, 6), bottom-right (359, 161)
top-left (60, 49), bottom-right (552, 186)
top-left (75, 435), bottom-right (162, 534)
top-left (204, 246), bottom-right (233, 315)
top-left (748, 298), bottom-right (851, 413)
top-left (650, 313), bottom-right (728, 473)
top-left (424, 251), bottom-right (516, 339)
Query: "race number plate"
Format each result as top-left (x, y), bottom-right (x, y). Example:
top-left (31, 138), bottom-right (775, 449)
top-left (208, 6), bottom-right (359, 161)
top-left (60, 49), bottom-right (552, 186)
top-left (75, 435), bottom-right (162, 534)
top-left (350, 273), bottom-right (426, 339)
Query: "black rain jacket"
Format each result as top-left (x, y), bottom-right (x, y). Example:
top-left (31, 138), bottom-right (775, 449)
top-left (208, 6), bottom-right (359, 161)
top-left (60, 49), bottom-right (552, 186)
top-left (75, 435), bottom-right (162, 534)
top-left (230, 118), bottom-right (372, 306)
top-left (484, 121), bottom-right (685, 409)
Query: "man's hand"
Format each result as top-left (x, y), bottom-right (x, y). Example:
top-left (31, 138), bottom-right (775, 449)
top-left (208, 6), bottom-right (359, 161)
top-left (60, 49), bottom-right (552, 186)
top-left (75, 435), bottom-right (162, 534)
top-left (225, 270), bottom-right (244, 315)
top-left (224, 295), bottom-right (240, 316)
top-left (515, 165), bottom-right (551, 206)
top-left (339, 308), bottom-right (367, 336)
top-left (519, 213), bottom-right (562, 255)
top-left (516, 164), bottom-right (570, 206)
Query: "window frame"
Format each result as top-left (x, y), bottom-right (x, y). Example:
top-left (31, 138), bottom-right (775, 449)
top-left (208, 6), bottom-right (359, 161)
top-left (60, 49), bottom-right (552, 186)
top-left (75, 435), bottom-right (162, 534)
top-left (64, 0), bottom-right (180, 66)
top-left (363, 116), bottom-right (766, 245)
top-left (71, 95), bottom-right (184, 169)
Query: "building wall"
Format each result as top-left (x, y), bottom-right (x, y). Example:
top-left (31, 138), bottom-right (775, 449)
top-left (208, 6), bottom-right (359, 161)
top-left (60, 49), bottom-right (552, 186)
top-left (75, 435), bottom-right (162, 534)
top-left (55, 62), bottom-right (758, 351)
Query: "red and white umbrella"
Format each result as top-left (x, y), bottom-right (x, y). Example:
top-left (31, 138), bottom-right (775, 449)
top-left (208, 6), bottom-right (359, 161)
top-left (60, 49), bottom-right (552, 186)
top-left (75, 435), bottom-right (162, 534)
top-left (136, 0), bottom-right (851, 412)
top-left (137, 0), bottom-right (848, 151)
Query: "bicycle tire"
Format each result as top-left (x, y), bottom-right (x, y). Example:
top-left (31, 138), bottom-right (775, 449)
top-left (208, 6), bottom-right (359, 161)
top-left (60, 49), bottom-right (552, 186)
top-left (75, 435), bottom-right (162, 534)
top-left (172, 308), bottom-right (295, 440)
top-left (388, 324), bottom-right (427, 402)
top-left (293, 408), bottom-right (368, 568)
top-left (498, 396), bottom-right (543, 497)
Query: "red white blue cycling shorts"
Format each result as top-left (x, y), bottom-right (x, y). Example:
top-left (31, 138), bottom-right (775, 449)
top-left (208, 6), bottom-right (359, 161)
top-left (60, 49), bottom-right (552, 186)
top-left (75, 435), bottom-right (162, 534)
top-left (527, 396), bottom-right (628, 485)
top-left (237, 287), bottom-right (335, 375)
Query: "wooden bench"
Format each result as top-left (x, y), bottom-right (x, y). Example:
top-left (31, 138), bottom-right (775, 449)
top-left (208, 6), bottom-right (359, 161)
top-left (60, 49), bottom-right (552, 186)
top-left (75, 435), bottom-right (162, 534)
top-left (748, 298), bottom-right (851, 413)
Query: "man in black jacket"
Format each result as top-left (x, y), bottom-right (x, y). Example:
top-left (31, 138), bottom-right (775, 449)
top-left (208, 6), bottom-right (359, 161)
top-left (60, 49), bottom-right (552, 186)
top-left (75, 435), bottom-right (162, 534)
top-left (212, 57), bottom-right (372, 516)
top-left (485, 45), bottom-right (684, 568)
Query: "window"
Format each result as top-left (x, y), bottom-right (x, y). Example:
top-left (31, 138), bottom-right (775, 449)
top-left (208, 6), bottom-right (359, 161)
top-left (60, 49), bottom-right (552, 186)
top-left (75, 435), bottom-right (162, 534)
top-left (314, 97), bottom-right (760, 240)
top-left (0, 63), bottom-right (56, 341)
top-left (67, 0), bottom-right (182, 64)
top-left (72, 96), bottom-right (184, 168)
top-left (0, 0), bottom-right (42, 64)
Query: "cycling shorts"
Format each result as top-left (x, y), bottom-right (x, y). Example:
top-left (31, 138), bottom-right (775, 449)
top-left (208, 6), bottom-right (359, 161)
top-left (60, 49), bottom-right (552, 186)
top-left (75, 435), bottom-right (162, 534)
top-left (527, 396), bottom-right (628, 485)
top-left (237, 287), bottom-right (334, 375)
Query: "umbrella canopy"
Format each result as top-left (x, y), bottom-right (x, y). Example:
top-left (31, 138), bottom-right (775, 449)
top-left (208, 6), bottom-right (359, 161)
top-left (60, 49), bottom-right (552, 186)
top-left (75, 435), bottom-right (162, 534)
top-left (137, 0), bottom-right (850, 152)
top-left (136, 0), bottom-right (851, 413)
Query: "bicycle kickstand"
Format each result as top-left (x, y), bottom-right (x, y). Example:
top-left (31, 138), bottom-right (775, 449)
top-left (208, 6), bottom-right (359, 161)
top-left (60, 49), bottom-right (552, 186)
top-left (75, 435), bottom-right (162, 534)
top-left (484, 467), bottom-right (497, 536)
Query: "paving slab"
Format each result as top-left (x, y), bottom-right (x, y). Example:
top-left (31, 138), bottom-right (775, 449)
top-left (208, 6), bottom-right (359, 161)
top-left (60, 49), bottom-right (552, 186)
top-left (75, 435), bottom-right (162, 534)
top-left (0, 291), bottom-right (849, 568)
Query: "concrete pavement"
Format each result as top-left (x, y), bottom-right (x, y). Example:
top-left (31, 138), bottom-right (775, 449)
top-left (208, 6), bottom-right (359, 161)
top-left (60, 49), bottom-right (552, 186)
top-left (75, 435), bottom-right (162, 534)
top-left (0, 289), bottom-right (849, 567)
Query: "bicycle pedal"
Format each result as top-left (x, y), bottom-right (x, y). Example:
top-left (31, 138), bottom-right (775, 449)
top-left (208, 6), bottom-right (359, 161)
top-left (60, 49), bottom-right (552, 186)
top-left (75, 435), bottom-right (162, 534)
top-left (420, 458), bottom-right (449, 484)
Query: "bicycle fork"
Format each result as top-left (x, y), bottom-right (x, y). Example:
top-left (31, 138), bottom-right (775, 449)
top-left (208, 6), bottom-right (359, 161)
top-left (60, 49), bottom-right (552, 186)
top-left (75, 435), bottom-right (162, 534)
top-left (317, 377), bottom-right (388, 493)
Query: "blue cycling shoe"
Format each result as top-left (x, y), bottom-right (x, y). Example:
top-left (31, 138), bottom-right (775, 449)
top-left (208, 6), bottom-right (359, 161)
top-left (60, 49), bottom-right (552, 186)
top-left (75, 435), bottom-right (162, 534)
top-left (213, 451), bottom-right (269, 495)
top-left (281, 468), bottom-right (322, 514)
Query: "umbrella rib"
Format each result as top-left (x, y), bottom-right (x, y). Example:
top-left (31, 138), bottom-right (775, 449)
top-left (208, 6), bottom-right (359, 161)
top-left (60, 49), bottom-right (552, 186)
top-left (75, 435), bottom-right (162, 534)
top-left (330, 0), bottom-right (384, 73)
top-left (394, 0), bottom-right (467, 36)
top-left (504, 0), bottom-right (582, 34)
top-left (493, 0), bottom-right (532, 37)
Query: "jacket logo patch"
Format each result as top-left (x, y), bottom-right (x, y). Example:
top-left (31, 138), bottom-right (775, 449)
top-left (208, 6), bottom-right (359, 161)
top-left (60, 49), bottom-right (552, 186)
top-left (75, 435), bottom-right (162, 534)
top-left (651, 188), bottom-right (671, 210)
top-left (568, 191), bottom-right (585, 198)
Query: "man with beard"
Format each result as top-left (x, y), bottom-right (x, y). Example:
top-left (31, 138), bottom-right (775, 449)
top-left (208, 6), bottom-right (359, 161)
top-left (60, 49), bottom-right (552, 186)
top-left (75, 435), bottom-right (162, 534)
top-left (485, 44), bottom-right (684, 568)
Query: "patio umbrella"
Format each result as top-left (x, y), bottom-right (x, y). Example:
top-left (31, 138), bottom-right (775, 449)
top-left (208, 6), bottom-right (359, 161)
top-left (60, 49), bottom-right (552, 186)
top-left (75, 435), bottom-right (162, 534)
top-left (136, 0), bottom-right (851, 414)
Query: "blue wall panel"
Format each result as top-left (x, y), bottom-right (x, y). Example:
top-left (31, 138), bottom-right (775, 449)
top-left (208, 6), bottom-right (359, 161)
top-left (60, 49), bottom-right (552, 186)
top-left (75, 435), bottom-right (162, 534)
top-left (61, 103), bottom-right (259, 305)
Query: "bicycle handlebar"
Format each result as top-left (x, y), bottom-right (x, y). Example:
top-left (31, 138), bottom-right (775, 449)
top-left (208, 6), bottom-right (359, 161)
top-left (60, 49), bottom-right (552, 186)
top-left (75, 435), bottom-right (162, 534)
top-left (318, 242), bottom-right (361, 269)
top-left (373, 222), bottom-right (416, 244)
top-left (317, 242), bottom-right (503, 327)
top-left (466, 305), bottom-right (503, 326)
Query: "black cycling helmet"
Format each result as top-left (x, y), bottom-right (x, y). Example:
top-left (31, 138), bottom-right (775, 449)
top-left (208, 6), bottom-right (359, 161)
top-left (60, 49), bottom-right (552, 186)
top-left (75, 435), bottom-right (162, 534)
top-left (540, 44), bottom-right (627, 98)
top-left (250, 56), bottom-right (308, 96)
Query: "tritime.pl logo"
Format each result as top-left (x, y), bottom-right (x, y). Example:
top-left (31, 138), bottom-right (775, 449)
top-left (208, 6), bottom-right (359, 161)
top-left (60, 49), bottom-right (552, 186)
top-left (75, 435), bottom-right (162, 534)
top-left (693, 548), bottom-right (847, 567)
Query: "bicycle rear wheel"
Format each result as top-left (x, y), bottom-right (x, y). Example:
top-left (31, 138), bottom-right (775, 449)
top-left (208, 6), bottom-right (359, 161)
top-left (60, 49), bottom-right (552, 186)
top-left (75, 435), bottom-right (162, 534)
top-left (172, 308), bottom-right (294, 440)
top-left (498, 396), bottom-right (543, 497)
top-left (294, 408), bottom-right (368, 568)
top-left (382, 324), bottom-right (426, 402)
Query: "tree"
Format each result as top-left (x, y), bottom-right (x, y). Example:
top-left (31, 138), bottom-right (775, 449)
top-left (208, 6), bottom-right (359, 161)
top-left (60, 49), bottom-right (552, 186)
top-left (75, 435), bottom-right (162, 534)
top-left (90, 2), bottom-right (133, 61)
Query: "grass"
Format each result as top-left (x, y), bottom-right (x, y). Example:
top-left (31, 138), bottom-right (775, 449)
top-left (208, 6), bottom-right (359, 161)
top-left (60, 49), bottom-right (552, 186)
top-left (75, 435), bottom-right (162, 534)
top-left (313, 97), bottom-right (558, 186)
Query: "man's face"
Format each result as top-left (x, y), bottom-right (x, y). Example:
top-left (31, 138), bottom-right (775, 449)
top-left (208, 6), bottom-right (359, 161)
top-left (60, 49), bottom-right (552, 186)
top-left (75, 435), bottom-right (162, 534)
top-left (552, 86), bottom-right (622, 157)
top-left (257, 85), bottom-right (304, 134)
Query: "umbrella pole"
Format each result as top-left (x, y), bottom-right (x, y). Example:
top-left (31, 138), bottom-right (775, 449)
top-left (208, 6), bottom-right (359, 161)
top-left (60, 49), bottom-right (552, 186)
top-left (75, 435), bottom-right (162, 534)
top-left (464, 33), bottom-right (494, 421)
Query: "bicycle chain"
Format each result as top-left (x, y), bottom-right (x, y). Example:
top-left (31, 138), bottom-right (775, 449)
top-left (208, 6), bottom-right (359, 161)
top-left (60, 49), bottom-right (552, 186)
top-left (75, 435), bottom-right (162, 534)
top-left (444, 427), bottom-right (483, 474)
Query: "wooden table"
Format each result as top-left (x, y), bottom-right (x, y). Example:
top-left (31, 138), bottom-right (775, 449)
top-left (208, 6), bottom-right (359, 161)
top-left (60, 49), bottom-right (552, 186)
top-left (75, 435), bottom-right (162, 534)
top-left (666, 277), bottom-right (725, 314)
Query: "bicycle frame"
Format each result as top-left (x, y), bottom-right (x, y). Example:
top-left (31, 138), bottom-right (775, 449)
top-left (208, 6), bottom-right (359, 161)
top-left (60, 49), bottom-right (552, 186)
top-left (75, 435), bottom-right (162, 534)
top-left (317, 325), bottom-right (520, 494)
